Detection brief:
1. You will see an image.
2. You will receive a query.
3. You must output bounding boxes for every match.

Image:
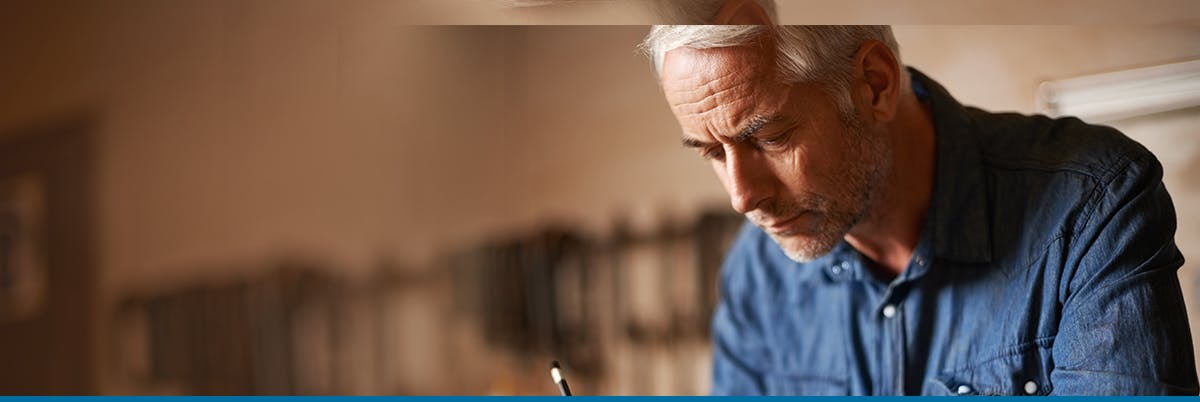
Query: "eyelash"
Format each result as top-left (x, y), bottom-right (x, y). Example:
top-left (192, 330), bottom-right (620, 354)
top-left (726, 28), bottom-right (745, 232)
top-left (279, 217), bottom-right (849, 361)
top-left (698, 130), bottom-right (791, 161)
top-left (702, 147), bottom-right (725, 161)
top-left (757, 131), bottom-right (790, 147)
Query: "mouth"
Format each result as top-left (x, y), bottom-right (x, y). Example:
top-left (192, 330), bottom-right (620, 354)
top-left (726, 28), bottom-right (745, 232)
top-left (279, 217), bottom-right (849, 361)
top-left (764, 212), bottom-right (808, 235)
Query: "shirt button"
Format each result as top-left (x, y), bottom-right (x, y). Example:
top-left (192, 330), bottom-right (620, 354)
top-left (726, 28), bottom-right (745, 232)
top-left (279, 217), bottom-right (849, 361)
top-left (831, 263), bottom-right (844, 275)
top-left (1024, 381), bottom-right (1038, 395)
top-left (955, 384), bottom-right (972, 395)
top-left (882, 304), bottom-right (897, 318)
top-left (915, 256), bottom-right (926, 266)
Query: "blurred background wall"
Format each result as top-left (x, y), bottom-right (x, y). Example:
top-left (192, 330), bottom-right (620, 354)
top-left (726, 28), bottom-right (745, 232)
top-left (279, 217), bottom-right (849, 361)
top-left (1, 1), bottom-right (1198, 396)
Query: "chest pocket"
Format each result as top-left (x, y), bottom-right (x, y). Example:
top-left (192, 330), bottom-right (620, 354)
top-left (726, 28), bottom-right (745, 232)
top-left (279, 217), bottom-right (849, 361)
top-left (927, 339), bottom-right (1054, 396)
top-left (764, 372), bottom-right (849, 395)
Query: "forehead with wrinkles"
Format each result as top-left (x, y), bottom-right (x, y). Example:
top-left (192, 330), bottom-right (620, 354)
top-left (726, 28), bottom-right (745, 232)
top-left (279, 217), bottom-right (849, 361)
top-left (660, 46), bottom-right (784, 140)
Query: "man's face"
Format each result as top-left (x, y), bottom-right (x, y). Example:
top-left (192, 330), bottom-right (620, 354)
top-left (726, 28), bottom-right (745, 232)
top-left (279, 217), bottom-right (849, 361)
top-left (661, 45), bottom-right (891, 262)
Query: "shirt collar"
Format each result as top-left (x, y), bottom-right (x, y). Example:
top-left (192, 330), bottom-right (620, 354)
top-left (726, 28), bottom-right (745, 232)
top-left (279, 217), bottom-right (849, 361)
top-left (909, 67), bottom-right (993, 264)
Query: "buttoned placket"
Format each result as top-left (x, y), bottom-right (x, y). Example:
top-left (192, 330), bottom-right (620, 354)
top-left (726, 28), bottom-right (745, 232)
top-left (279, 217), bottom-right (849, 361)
top-left (826, 242), bottom-right (933, 395)
top-left (875, 277), bottom-right (904, 395)
top-left (875, 248), bottom-right (932, 395)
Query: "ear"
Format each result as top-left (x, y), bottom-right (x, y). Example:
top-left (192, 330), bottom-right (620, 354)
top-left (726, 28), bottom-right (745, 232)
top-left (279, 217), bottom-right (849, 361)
top-left (712, 0), bottom-right (772, 24)
top-left (853, 40), bottom-right (901, 124)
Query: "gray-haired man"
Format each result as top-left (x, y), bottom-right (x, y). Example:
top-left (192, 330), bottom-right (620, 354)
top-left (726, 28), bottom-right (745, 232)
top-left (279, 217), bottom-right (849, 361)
top-left (643, 2), bottom-right (1198, 395)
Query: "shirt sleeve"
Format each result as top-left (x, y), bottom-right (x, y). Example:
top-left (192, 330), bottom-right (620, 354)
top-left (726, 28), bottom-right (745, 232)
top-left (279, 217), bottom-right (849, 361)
top-left (710, 223), bottom-right (769, 395)
top-left (1051, 151), bottom-right (1199, 395)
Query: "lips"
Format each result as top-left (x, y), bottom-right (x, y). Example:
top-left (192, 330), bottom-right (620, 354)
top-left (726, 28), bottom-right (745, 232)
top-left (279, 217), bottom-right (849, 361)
top-left (764, 212), bottom-right (806, 235)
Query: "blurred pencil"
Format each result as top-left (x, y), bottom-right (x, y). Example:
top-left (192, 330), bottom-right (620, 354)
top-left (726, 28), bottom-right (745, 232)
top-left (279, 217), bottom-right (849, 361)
top-left (550, 360), bottom-right (572, 396)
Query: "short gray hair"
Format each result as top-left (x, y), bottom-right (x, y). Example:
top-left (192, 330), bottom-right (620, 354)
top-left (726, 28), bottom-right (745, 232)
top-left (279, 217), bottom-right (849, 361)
top-left (640, 26), bottom-right (902, 117)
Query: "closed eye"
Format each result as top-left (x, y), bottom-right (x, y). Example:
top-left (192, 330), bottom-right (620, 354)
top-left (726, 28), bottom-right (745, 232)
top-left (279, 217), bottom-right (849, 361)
top-left (701, 146), bottom-right (725, 161)
top-left (683, 137), bottom-right (726, 161)
top-left (756, 130), bottom-right (792, 148)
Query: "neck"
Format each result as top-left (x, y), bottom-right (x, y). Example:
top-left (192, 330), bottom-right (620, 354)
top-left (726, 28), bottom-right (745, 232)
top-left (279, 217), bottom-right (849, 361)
top-left (845, 91), bottom-right (937, 280)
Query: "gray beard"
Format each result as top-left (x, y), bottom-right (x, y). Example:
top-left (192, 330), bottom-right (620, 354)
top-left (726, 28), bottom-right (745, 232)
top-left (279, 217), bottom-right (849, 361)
top-left (773, 111), bottom-right (892, 263)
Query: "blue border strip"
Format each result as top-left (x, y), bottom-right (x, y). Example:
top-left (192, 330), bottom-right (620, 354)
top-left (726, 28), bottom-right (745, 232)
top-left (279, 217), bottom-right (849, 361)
top-left (0, 397), bottom-right (1188, 400)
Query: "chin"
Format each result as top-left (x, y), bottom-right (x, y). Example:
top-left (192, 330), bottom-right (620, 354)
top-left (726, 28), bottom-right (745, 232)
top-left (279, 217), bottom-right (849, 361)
top-left (772, 233), bottom-right (841, 263)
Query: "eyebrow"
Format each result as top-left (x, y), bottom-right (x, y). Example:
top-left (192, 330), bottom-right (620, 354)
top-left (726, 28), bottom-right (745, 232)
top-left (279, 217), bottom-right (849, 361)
top-left (680, 114), bottom-right (783, 149)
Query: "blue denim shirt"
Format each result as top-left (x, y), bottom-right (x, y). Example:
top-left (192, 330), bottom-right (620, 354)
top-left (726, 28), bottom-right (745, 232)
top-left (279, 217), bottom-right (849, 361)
top-left (711, 68), bottom-right (1198, 395)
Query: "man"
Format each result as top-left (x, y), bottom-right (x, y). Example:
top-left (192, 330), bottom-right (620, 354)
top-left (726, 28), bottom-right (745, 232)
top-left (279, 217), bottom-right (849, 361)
top-left (640, 4), bottom-right (1198, 396)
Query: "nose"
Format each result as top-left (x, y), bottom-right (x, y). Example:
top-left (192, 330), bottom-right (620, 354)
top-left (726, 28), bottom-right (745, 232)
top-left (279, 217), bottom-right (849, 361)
top-left (725, 147), bottom-right (772, 214)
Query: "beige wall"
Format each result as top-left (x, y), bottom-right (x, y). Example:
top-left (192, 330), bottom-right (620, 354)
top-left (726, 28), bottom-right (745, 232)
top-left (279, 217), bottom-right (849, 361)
top-left (896, 26), bottom-right (1200, 113)
top-left (2, 2), bottom-right (1200, 392)
top-left (394, 0), bottom-right (1200, 24)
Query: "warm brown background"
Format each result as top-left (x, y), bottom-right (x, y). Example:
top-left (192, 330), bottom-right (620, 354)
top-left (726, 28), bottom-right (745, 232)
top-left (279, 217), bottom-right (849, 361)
top-left (1, 0), bottom-right (1198, 395)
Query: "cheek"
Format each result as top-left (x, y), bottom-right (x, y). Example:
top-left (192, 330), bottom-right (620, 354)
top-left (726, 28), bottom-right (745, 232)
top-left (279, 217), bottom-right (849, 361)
top-left (796, 126), bottom-right (855, 181)
top-left (770, 142), bottom-right (815, 191)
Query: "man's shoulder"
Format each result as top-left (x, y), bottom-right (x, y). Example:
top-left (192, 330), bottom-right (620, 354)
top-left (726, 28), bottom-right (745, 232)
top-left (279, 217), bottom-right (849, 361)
top-left (965, 108), bottom-right (1157, 183)
top-left (956, 107), bottom-right (1174, 271)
